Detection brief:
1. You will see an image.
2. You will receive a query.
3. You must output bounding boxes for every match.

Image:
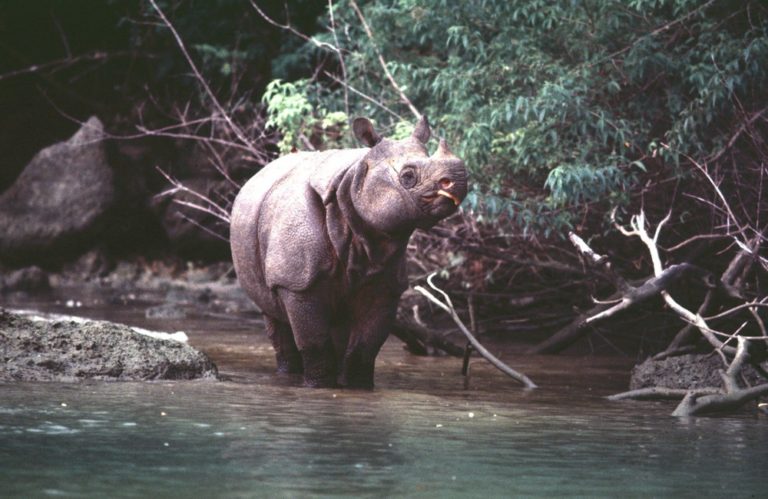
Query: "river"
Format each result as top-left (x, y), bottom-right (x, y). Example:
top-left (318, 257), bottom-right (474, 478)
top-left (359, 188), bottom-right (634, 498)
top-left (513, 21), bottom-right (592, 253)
top-left (1, 294), bottom-right (766, 497)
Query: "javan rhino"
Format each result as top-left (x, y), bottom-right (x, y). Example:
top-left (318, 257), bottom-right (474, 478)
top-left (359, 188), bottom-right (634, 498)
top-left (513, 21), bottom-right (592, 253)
top-left (230, 116), bottom-right (467, 388)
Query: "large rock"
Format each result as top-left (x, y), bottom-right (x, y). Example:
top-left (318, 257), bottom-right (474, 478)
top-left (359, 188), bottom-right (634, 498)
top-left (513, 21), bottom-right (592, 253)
top-left (630, 353), bottom-right (763, 390)
top-left (0, 309), bottom-right (218, 382)
top-left (0, 265), bottom-right (51, 293)
top-left (0, 117), bottom-right (114, 264)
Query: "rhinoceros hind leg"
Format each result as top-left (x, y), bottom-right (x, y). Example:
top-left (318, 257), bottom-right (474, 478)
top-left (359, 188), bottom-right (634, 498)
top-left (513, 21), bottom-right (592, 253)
top-left (264, 315), bottom-right (303, 374)
top-left (277, 288), bottom-right (338, 388)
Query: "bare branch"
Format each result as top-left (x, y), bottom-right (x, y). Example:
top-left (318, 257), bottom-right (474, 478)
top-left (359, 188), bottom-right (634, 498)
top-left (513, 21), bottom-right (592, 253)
top-left (148, 0), bottom-right (252, 149)
top-left (348, 0), bottom-right (422, 120)
top-left (671, 383), bottom-right (768, 416)
top-left (607, 387), bottom-right (720, 401)
top-left (327, 0), bottom-right (349, 118)
top-left (249, 0), bottom-right (338, 52)
top-left (415, 273), bottom-right (537, 389)
top-left (323, 72), bottom-right (403, 120)
top-left (0, 51), bottom-right (125, 82)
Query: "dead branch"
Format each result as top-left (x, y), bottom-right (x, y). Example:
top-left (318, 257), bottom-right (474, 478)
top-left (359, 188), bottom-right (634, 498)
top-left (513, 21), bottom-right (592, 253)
top-left (607, 387), bottom-right (720, 401)
top-left (155, 167), bottom-right (232, 224)
top-left (327, 0), bottom-right (349, 118)
top-left (249, 0), bottom-right (338, 52)
top-left (148, 0), bottom-right (252, 149)
top-left (611, 337), bottom-right (768, 416)
top-left (0, 51), bottom-right (128, 82)
top-left (348, 0), bottom-right (421, 120)
top-left (391, 318), bottom-right (465, 357)
top-left (671, 384), bottom-right (768, 416)
top-left (529, 231), bottom-right (708, 354)
top-left (616, 210), bottom-right (736, 355)
top-left (415, 273), bottom-right (537, 389)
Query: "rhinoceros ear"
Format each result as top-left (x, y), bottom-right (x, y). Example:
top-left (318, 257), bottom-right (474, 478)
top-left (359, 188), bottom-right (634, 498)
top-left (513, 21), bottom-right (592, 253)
top-left (412, 115), bottom-right (431, 144)
top-left (352, 117), bottom-right (381, 147)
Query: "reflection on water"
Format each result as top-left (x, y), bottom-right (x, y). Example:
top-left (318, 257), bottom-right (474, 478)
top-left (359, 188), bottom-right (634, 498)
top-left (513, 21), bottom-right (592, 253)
top-left (1, 298), bottom-right (766, 497)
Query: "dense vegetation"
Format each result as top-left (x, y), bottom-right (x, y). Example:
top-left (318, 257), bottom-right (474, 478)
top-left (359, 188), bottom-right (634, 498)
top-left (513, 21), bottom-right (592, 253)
top-left (2, 1), bottom-right (767, 360)
top-left (258, 0), bottom-right (768, 358)
top-left (263, 0), bottom-right (767, 238)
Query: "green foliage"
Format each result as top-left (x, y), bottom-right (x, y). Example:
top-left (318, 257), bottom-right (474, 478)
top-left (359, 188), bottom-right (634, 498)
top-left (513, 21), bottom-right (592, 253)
top-left (262, 80), bottom-right (350, 153)
top-left (263, 0), bottom-right (768, 238)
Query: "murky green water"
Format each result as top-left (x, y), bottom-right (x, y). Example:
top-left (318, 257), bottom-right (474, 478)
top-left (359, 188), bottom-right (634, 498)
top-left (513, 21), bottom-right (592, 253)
top-left (1, 296), bottom-right (766, 497)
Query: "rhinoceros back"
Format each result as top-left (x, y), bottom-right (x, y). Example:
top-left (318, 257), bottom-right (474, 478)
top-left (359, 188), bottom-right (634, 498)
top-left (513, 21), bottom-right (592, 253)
top-left (230, 148), bottom-right (366, 318)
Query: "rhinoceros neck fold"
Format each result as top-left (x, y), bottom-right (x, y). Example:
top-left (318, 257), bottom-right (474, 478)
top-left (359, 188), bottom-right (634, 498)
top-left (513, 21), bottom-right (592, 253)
top-left (328, 163), bottom-right (410, 287)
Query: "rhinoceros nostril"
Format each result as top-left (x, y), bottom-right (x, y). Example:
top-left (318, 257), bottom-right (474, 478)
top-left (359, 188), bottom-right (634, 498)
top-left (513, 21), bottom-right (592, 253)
top-left (439, 178), bottom-right (454, 190)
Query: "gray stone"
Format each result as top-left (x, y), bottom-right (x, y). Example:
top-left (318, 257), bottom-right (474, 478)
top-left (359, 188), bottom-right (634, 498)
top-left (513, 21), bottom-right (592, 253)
top-left (0, 309), bottom-right (217, 382)
top-left (0, 117), bottom-right (114, 263)
top-left (145, 303), bottom-right (188, 320)
top-left (1, 266), bottom-right (50, 292)
top-left (630, 353), bottom-right (763, 390)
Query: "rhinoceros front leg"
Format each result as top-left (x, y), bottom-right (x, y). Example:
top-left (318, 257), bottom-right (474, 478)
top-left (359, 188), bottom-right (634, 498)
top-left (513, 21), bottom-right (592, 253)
top-left (276, 288), bottom-right (338, 388)
top-left (339, 286), bottom-right (400, 389)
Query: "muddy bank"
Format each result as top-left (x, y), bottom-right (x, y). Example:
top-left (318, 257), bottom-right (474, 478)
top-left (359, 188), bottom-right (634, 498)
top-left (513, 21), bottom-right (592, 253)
top-left (0, 308), bottom-right (218, 382)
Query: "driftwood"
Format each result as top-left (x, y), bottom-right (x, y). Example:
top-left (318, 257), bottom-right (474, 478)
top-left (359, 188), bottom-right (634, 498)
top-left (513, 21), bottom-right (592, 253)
top-left (529, 230), bottom-right (712, 354)
top-left (391, 318), bottom-right (465, 357)
top-left (593, 211), bottom-right (768, 416)
top-left (415, 273), bottom-right (537, 389)
top-left (612, 337), bottom-right (768, 416)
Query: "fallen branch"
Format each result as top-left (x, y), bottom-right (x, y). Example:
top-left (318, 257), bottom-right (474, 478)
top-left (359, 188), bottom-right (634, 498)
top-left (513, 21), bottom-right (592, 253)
top-left (671, 383), bottom-right (768, 416)
top-left (529, 234), bottom-right (708, 354)
top-left (391, 318), bottom-right (465, 357)
top-left (415, 273), bottom-right (537, 389)
top-left (607, 387), bottom-right (720, 401)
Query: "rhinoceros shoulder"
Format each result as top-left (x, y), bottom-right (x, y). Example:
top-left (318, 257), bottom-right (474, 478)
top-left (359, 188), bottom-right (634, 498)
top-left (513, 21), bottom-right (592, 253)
top-left (245, 148), bottom-right (367, 292)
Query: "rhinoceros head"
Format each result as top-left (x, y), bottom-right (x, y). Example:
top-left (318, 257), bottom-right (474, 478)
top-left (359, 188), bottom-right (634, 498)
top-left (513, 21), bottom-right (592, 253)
top-left (349, 116), bottom-right (467, 234)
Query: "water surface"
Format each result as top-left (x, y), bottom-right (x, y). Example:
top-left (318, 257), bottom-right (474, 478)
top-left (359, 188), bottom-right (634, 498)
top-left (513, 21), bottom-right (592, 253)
top-left (1, 295), bottom-right (766, 497)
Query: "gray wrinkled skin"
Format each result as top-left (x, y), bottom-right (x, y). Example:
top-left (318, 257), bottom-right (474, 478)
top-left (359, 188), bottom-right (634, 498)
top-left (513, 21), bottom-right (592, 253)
top-left (230, 117), bottom-right (467, 388)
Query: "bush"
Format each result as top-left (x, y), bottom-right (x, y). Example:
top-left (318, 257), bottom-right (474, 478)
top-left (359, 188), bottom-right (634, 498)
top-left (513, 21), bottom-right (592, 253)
top-left (264, 0), bottom-right (768, 239)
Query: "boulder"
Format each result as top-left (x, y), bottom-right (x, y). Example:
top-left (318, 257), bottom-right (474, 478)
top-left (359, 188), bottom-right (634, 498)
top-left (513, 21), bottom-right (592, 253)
top-left (630, 353), bottom-right (763, 390)
top-left (0, 266), bottom-right (50, 293)
top-left (0, 309), bottom-right (218, 382)
top-left (0, 117), bottom-right (114, 264)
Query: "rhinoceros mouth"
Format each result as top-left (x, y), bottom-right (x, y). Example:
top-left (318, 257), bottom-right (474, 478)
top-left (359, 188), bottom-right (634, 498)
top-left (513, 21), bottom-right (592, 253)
top-left (437, 189), bottom-right (461, 206)
top-left (421, 190), bottom-right (461, 207)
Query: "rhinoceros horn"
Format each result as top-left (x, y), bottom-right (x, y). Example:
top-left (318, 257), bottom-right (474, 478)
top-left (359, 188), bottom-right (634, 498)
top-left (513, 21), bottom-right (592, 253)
top-left (433, 138), bottom-right (456, 159)
top-left (412, 115), bottom-right (431, 144)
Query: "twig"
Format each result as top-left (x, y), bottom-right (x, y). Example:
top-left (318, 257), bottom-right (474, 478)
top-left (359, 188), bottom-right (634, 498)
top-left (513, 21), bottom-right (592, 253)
top-left (148, 0), bottom-right (252, 149)
top-left (249, 0), bottom-right (338, 52)
top-left (323, 72), bottom-right (403, 119)
top-left (327, 0), bottom-right (349, 119)
top-left (0, 51), bottom-right (120, 81)
top-left (348, 0), bottom-right (421, 120)
top-left (590, 0), bottom-right (718, 68)
top-left (703, 301), bottom-right (768, 321)
top-left (607, 387), bottom-right (720, 401)
top-left (614, 209), bottom-right (735, 355)
top-left (155, 167), bottom-right (231, 223)
top-left (415, 273), bottom-right (537, 389)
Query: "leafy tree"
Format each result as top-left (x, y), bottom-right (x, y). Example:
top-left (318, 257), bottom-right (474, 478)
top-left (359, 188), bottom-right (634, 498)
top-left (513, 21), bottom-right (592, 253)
top-left (264, 0), bottom-right (768, 239)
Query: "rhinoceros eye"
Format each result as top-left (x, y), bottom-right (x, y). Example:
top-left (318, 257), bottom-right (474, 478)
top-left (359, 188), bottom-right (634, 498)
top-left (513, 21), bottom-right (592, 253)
top-left (399, 166), bottom-right (418, 189)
